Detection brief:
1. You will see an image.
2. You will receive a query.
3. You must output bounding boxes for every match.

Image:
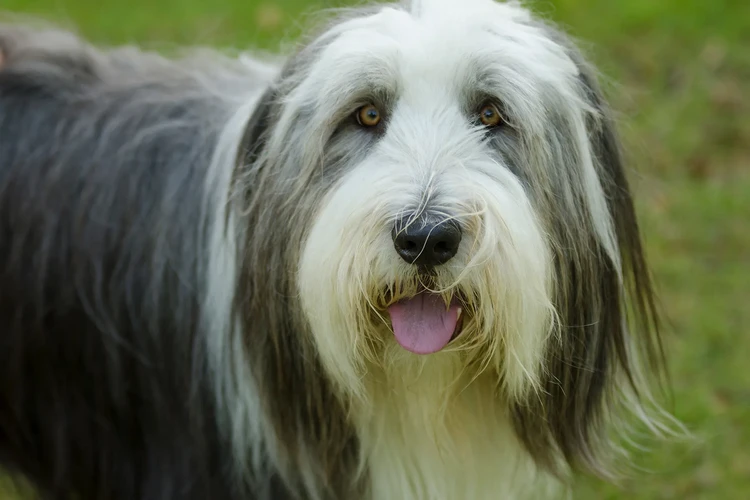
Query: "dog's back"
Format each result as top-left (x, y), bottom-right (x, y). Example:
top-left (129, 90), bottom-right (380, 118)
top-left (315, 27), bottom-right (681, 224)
top-left (0, 25), bottom-right (272, 500)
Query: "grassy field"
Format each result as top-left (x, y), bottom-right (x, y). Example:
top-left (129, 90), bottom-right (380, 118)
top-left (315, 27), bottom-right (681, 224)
top-left (2, 0), bottom-right (749, 498)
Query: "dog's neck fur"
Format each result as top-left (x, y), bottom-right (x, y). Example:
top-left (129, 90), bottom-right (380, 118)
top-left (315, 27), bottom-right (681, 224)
top-left (352, 349), bottom-right (561, 499)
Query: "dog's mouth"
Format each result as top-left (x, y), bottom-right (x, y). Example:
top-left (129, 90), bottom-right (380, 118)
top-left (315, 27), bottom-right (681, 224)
top-left (386, 291), bottom-right (465, 355)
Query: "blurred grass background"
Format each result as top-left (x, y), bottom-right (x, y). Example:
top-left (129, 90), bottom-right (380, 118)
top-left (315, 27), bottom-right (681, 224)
top-left (1, 0), bottom-right (748, 498)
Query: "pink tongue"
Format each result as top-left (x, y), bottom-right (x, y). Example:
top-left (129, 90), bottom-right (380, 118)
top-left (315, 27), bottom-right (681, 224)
top-left (388, 293), bottom-right (459, 355)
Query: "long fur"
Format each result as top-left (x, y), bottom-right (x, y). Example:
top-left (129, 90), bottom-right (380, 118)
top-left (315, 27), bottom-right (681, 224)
top-left (0, 1), bottom-right (676, 499)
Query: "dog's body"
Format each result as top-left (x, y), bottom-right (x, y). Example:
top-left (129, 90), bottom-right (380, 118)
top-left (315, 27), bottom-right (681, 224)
top-left (0, 1), bottom-right (671, 499)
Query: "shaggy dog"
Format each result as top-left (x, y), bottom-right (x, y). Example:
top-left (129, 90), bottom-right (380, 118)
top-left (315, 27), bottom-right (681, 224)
top-left (0, 0), bottom-right (673, 498)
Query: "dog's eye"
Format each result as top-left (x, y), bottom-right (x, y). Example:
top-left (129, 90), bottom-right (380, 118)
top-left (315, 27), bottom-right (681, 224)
top-left (479, 103), bottom-right (504, 127)
top-left (356, 104), bottom-right (381, 127)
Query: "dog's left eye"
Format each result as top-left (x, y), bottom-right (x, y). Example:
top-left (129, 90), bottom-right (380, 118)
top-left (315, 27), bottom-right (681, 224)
top-left (479, 103), bottom-right (505, 127)
top-left (356, 104), bottom-right (382, 127)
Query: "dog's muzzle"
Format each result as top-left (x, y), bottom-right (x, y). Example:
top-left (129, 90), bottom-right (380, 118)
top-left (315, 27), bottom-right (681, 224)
top-left (387, 213), bottom-right (465, 355)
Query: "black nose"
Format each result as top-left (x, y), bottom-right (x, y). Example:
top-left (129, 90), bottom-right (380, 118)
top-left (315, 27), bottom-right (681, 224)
top-left (392, 215), bottom-right (462, 267)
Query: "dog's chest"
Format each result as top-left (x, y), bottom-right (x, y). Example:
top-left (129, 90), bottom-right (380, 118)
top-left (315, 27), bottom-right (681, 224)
top-left (354, 367), bottom-right (558, 500)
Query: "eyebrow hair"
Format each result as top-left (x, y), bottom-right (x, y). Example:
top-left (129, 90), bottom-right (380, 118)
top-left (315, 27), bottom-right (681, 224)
top-left (312, 50), bottom-right (401, 122)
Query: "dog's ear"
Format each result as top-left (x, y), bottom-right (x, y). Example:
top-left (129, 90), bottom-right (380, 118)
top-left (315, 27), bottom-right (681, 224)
top-left (570, 42), bottom-right (664, 390)
top-left (236, 85), bottom-right (277, 168)
top-left (510, 23), bottom-right (665, 479)
top-left (232, 75), bottom-right (363, 497)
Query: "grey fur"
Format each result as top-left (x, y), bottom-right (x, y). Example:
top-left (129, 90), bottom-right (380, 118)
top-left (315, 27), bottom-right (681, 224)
top-left (0, 2), bottom-right (672, 499)
top-left (0, 23), bottom-right (283, 499)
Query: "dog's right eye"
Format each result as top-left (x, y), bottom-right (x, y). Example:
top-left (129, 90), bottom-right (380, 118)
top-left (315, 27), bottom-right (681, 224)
top-left (479, 103), bottom-right (505, 128)
top-left (356, 104), bottom-right (382, 127)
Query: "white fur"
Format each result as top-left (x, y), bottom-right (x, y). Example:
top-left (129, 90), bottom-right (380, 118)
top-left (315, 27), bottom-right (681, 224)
top-left (293, 0), bottom-right (597, 498)
top-left (355, 364), bottom-right (560, 499)
top-left (199, 0), bottom-right (664, 497)
top-left (0, 1), bottom-right (675, 497)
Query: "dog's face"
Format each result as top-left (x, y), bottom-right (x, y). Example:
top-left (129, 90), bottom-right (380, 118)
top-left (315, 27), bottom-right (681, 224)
top-left (244, 0), bottom-right (663, 475)
top-left (287, 0), bottom-right (615, 388)
top-left (295, 1), bottom-right (567, 392)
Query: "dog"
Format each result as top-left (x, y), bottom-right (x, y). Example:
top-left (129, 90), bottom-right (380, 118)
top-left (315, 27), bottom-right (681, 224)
top-left (0, 0), bottom-right (675, 498)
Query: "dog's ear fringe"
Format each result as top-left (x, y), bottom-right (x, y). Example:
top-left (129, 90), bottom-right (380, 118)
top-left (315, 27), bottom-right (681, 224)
top-left (509, 17), bottom-right (687, 482)
top-left (231, 76), bottom-right (365, 498)
top-left (579, 46), bottom-right (691, 479)
top-left (236, 85), bottom-right (277, 169)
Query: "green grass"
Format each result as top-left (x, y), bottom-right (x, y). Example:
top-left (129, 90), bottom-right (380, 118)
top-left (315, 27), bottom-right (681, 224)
top-left (2, 0), bottom-right (749, 498)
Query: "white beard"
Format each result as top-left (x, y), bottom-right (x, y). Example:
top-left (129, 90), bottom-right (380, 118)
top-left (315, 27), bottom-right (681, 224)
top-left (354, 352), bottom-right (561, 499)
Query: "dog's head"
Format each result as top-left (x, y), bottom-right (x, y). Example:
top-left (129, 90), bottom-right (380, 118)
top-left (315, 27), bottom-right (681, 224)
top-left (239, 0), bottom-right (668, 479)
